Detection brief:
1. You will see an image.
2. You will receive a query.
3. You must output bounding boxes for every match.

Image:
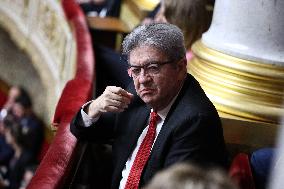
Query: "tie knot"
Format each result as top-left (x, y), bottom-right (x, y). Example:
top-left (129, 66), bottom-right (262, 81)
top-left (150, 111), bottom-right (159, 123)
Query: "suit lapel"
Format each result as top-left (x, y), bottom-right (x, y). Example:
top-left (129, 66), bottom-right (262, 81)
top-left (150, 75), bottom-right (191, 156)
top-left (142, 75), bottom-right (192, 182)
top-left (125, 106), bottom-right (151, 160)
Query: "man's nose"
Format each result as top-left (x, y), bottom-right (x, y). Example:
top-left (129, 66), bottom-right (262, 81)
top-left (138, 69), bottom-right (151, 83)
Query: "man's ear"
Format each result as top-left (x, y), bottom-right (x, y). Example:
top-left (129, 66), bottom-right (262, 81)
top-left (127, 69), bottom-right (132, 77)
top-left (182, 57), bottom-right (187, 66)
top-left (177, 57), bottom-right (187, 70)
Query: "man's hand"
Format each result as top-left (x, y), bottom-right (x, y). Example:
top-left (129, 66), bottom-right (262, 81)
top-left (88, 86), bottom-right (133, 118)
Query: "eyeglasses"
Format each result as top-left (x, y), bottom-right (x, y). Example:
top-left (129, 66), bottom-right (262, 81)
top-left (128, 60), bottom-right (174, 79)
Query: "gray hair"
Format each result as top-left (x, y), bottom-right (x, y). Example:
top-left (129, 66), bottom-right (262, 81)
top-left (122, 23), bottom-right (186, 62)
top-left (144, 163), bottom-right (238, 189)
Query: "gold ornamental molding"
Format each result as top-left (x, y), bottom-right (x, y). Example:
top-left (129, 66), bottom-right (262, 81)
top-left (189, 41), bottom-right (284, 124)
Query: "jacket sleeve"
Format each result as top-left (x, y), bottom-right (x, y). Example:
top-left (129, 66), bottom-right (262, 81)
top-left (70, 109), bottom-right (116, 144)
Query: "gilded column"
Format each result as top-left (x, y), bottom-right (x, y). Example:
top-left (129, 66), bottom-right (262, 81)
top-left (189, 0), bottom-right (284, 124)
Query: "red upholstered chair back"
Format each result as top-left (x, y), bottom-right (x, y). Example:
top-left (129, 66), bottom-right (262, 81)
top-left (27, 0), bottom-right (94, 188)
top-left (229, 153), bottom-right (256, 189)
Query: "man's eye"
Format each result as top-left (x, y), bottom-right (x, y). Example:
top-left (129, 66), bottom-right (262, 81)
top-left (131, 68), bottom-right (140, 75)
top-left (147, 64), bottom-right (159, 72)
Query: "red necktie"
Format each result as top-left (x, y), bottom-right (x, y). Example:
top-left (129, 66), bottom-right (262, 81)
top-left (124, 111), bottom-right (159, 189)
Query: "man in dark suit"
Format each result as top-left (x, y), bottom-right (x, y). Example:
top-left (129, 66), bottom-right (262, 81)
top-left (71, 23), bottom-right (227, 189)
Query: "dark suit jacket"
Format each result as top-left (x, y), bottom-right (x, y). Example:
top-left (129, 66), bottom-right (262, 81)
top-left (71, 74), bottom-right (228, 189)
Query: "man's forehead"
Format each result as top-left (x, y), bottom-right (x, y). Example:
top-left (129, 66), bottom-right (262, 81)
top-left (129, 45), bottom-right (167, 58)
top-left (129, 46), bottom-right (168, 65)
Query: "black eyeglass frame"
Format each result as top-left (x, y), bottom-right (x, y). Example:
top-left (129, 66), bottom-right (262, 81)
top-left (127, 60), bottom-right (175, 78)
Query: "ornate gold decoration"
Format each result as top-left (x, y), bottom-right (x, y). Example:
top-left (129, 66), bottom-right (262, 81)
top-left (189, 41), bottom-right (284, 123)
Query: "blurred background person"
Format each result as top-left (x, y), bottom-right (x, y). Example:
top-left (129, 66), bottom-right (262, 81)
top-left (0, 86), bottom-right (29, 121)
top-left (0, 86), bottom-right (31, 168)
top-left (11, 95), bottom-right (44, 161)
top-left (19, 165), bottom-right (38, 189)
top-left (155, 0), bottom-right (212, 62)
top-left (144, 162), bottom-right (238, 189)
top-left (0, 115), bottom-right (37, 189)
top-left (76, 0), bottom-right (121, 17)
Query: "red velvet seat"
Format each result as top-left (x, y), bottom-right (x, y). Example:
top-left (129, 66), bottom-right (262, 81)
top-left (0, 87), bottom-right (7, 108)
top-left (27, 0), bottom-right (94, 188)
top-left (229, 153), bottom-right (256, 189)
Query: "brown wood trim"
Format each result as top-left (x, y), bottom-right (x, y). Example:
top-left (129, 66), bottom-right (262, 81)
top-left (87, 16), bottom-right (130, 34)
